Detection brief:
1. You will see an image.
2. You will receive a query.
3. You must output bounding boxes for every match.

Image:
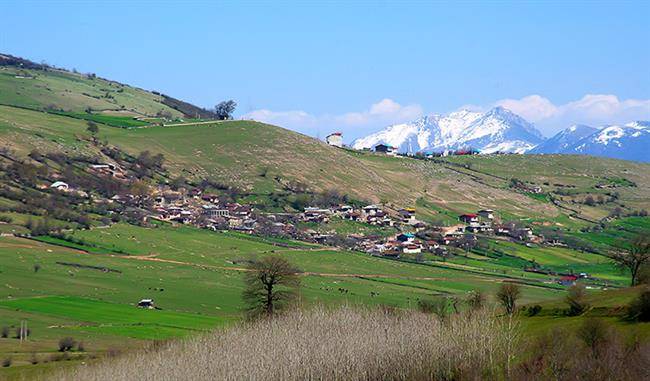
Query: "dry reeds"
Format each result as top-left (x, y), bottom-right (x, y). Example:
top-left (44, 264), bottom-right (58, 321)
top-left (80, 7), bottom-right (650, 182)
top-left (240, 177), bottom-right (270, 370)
top-left (55, 305), bottom-right (516, 381)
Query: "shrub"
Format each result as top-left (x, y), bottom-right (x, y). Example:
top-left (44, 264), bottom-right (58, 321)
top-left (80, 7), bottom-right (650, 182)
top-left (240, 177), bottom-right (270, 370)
top-left (0, 216), bottom-right (12, 223)
top-left (58, 337), bottom-right (76, 352)
top-left (77, 341), bottom-right (85, 352)
top-left (626, 288), bottom-right (650, 322)
top-left (1, 357), bottom-right (11, 367)
top-left (577, 318), bottom-right (610, 357)
top-left (0, 326), bottom-right (8, 338)
top-left (525, 305), bottom-right (542, 317)
top-left (30, 352), bottom-right (39, 365)
top-left (466, 289), bottom-right (486, 311)
top-left (566, 283), bottom-right (589, 316)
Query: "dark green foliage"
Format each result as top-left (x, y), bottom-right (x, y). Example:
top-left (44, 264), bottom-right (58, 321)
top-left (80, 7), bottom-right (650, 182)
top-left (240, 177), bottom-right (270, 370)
top-left (58, 337), bottom-right (76, 352)
top-left (566, 283), bottom-right (589, 316)
top-left (626, 288), bottom-right (650, 322)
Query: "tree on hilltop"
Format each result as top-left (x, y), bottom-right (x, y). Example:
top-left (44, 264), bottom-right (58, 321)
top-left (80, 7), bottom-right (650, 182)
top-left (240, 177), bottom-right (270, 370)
top-left (214, 100), bottom-right (237, 120)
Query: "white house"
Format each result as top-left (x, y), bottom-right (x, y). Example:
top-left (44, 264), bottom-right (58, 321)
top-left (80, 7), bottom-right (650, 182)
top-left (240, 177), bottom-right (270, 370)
top-left (326, 132), bottom-right (343, 147)
top-left (50, 181), bottom-right (69, 191)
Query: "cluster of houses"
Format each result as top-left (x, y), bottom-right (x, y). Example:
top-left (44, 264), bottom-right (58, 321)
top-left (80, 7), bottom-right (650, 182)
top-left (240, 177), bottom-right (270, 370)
top-left (152, 190), bottom-right (256, 232)
top-left (299, 204), bottom-right (424, 229)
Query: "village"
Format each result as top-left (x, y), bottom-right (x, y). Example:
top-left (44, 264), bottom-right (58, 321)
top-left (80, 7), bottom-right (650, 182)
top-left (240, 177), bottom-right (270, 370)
top-left (18, 139), bottom-right (593, 290)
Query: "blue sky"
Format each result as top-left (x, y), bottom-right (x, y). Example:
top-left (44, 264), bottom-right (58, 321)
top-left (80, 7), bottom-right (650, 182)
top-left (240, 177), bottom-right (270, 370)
top-left (3, 1), bottom-right (649, 139)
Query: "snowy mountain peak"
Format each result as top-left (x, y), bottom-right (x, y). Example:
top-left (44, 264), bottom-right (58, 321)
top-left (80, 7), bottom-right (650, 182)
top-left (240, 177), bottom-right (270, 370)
top-left (353, 107), bottom-right (544, 154)
top-left (531, 121), bottom-right (650, 162)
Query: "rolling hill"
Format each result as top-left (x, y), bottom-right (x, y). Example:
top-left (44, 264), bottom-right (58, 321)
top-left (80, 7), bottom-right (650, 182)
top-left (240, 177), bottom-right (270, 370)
top-left (0, 54), bottom-right (649, 379)
top-left (1, 58), bottom-right (650, 225)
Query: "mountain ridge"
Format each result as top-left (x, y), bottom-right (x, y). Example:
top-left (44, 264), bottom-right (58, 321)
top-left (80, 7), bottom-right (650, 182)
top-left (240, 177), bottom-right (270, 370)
top-left (353, 106), bottom-right (544, 154)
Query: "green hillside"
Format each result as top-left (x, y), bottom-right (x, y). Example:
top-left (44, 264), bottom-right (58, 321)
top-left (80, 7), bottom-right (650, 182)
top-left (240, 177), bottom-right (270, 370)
top-left (0, 56), bottom-right (649, 379)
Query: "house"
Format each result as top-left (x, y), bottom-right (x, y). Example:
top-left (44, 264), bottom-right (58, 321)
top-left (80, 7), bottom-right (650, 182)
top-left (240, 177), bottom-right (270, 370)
top-left (137, 299), bottom-right (155, 309)
top-left (374, 144), bottom-right (397, 156)
top-left (459, 214), bottom-right (479, 224)
top-left (201, 194), bottom-right (220, 203)
top-left (398, 208), bottom-right (417, 224)
top-left (362, 204), bottom-right (382, 216)
top-left (396, 233), bottom-right (415, 243)
top-left (559, 275), bottom-right (578, 286)
top-left (202, 204), bottom-right (229, 218)
top-left (325, 132), bottom-right (343, 147)
top-left (402, 244), bottom-right (422, 254)
top-left (50, 181), bottom-right (69, 191)
top-left (382, 249), bottom-right (401, 259)
top-left (477, 209), bottom-right (495, 220)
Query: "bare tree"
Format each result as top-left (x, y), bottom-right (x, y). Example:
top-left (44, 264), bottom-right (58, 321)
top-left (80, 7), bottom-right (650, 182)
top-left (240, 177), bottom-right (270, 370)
top-left (497, 283), bottom-right (521, 315)
top-left (243, 256), bottom-right (300, 318)
top-left (611, 235), bottom-right (650, 286)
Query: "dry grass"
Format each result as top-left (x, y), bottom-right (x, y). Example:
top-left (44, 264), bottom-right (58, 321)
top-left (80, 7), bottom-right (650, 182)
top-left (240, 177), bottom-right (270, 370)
top-left (54, 306), bottom-right (516, 381)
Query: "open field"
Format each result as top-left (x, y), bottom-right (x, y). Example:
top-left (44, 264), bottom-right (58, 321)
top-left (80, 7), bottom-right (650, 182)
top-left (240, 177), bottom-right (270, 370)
top-left (3, 221), bottom-right (601, 376)
top-left (0, 67), bottom-right (182, 117)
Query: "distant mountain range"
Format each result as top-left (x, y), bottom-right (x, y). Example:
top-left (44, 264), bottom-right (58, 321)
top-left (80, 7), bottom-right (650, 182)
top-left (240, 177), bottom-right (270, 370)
top-left (535, 121), bottom-right (650, 162)
top-left (352, 107), bottom-right (650, 162)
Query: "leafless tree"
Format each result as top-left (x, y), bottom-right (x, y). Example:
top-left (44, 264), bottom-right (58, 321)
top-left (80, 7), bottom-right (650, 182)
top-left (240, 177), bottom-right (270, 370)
top-left (611, 235), bottom-right (650, 286)
top-left (497, 283), bottom-right (521, 315)
top-left (243, 256), bottom-right (300, 318)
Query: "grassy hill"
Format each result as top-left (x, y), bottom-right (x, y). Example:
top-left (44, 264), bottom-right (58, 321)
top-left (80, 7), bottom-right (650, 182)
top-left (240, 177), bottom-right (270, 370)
top-left (3, 101), bottom-right (649, 227)
top-left (0, 55), bottom-right (649, 379)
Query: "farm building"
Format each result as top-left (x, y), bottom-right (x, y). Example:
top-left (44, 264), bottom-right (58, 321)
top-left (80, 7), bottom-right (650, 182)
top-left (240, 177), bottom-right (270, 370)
top-left (137, 299), bottom-right (155, 309)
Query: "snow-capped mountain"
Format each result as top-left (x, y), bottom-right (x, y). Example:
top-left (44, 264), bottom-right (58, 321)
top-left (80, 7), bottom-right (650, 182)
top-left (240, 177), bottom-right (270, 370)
top-left (352, 106), bottom-right (544, 154)
top-left (537, 122), bottom-right (650, 162)
top-left (528, 124), bottom-right (597, 154)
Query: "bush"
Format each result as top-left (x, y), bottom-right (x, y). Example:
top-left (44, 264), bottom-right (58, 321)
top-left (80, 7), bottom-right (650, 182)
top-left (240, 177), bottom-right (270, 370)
top-left (1, 357), bottom-right (11, 367)
top-left (0, 326), bottom-right (8, 338)
top-left (525, 304), bottom-right (542, 317)
top-left (466, 289), bottom-right (486, 311)
top-left (30, 352), bottom-right (39, 365)
top-left (77, 341), bottom-right (85, 352)
top-left (566, 283), bottom-right (589, 316)
top-left (627, 288), bottom-right (650, 322)
top-left (0, 215), bottom-right (12, 223)
top-left (577, 318), bottom-right (610, 357)
top-left (58, 337), bottom-right (76, 352)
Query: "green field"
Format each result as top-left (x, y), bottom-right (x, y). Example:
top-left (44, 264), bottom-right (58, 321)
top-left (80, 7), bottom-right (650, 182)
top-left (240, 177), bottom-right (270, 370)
top-left (0, 219), bottom-right (644, 379)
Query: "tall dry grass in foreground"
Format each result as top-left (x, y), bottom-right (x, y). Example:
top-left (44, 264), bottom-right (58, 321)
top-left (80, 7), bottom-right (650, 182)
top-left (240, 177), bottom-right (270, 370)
top-left (55, 306), bottom-right (515, 381)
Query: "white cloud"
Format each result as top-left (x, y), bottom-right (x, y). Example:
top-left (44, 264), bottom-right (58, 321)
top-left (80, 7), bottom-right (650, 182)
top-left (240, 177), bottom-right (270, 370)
top-left (495, 94), bottom-right (650, 135)
top-left (244, 94), bottom-right (650, 141)
top-left (495, 95), bottom-right (558, 122)
top-left (243, 98), bottom-right (423, 140)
